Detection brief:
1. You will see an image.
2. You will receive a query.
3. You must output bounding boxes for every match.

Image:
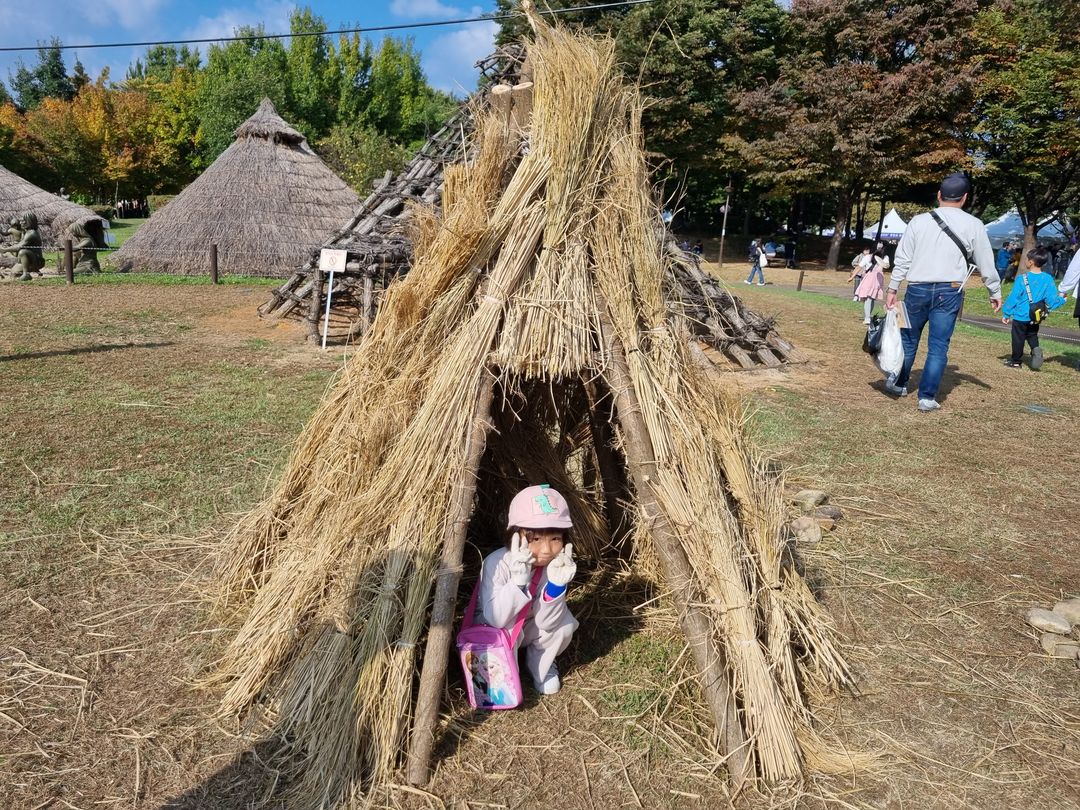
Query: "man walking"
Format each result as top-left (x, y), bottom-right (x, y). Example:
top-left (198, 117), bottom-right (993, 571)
top-left (884, 173), bottom-right (1002, 411)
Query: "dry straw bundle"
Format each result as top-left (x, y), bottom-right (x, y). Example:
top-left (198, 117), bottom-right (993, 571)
top-left (210, 8), bottom-right (854, 806)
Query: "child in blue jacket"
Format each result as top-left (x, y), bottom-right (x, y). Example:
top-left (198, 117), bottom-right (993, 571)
top-left (1002, 247), bottom-right (1066, 369)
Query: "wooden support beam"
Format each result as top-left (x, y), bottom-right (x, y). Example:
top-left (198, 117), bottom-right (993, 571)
top-left (595, 303), bottom-right (750, 788)
top-left (406, 373), bottom-right (496, 787)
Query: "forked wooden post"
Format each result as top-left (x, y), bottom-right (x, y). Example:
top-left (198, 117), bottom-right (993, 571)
top-left (406, 373), bottom-right (496, 786)
top-left (306, 267), bottom-right (324, 342)
top-left (595, 302), bottom-right (751, 788)
top-left (210, 243), bottom-right (219, 284)
top-left (64, 239), bottom-right (74, 284)
top-left (362, 265), bottom-right (376, 334)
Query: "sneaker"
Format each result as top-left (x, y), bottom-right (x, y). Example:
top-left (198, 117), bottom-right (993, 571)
top-left (1030, 347), bottom-right (1043, 370)
top-left (852, 296), bottom-right (860, 302)
top-left (863, 318), bottom-right (871, 325)
top-left (884, 374), bottom-right (908, 397)
top-left (1003, 359), bottom-right (1022, 368)
top-left (743, 279), bottom-right (751, 285)
top-left (917, 398), bottom-right (941, 412)
top-left (756, 282), bottom-right (766, 286)
top-left (533, 664), bottom-right (561, 696)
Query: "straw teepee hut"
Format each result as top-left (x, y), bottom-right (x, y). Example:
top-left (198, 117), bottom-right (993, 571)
top-left (0, 164), bottom-right (106, 248)
top-left (111, 100), bottom-right (360, 277)
top-left (210, 12), bottom-right (851, 808)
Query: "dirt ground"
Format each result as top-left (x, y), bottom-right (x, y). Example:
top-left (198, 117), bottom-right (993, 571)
top-left (2, 278), bottom-right (1079, 809)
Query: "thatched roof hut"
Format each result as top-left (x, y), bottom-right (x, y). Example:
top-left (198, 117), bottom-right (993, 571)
top-left (0, 164), bottom-right (105, 247)
top-left (211, 13), bottom-right (849, 809)
top-left (111, 99), bottom-right (361, 277)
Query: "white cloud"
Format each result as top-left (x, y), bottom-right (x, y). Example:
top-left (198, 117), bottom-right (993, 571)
top-left (84, 0), bottom-right (171, 32)
top-left (390, 0), bottom-right (463, 18)
top-left (422, 19), bottom-right (497, 96)
top-left (183, 0), bottom-right (293, 43)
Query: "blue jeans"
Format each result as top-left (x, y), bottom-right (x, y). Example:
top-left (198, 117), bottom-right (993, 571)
top-left (746, 263), bottom-right (764, 284)
top-left (895, 283), bottom-right (963, 400)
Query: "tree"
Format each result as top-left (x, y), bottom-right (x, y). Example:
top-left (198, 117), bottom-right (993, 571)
top-left (612, 0), bottom-right (786, 226)
top-left (285, 7), bottom-right (336, 139)
top-left (0, 80), bottom-right (11, 107)
top-left (968, 0), bottom-right (1080, 253)
top-left (315, 122), bottom-right (410, 194)
top-left (195, 27), bottom-right (291, 158)
top-left (728, 0), bottom-right (980, 268)
top-left (126, 45), bottom-right (201, 83)
top-left (359, 38), bottom-right (455, 147)
top-left (10, 39), bottom-right (76, 109)
top-left (70, 59), bottom-right (91, 92)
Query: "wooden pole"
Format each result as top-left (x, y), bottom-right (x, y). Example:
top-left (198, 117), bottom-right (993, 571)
top-left (406, 373), bottom-right (496, 786)
top-left (595, 303), bottom-right (751, 788)
top-left (209, 243), bottom-right (219, 284)
top-left (306, 267), bottom-right (324, 342)
top-left (796, 270), bottom-right (806, 292)
top-left (64, 239), bottom-right (74, 284)
top-left (362, 266), bottom-right (376, 335)
top-left (718, 180), bottom-right (732, 267)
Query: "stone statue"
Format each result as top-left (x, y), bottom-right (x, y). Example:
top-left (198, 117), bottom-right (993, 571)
top-left (72, 221), bottom-right (103, 274)
top-left (1, 211), bottom-right (45, 281)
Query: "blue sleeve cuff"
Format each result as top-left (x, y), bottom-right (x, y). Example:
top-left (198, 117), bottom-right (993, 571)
top-left (544, 582), bottom-right (567, 600)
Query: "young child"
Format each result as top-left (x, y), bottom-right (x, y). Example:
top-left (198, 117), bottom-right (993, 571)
top-left (848, 246), bottom-right (888, 323)
top-left (1001, 247), bottom-right (1066, 369)
top-left (478, 485), bottom-right (578, 695)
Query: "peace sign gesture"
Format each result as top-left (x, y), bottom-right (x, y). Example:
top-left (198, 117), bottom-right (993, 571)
top-left (507, 532), bottom-right (535, 587)
top-left (545, 543), bottom-right (576, 587)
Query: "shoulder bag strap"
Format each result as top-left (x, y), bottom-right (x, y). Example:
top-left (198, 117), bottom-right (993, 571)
top-left (1022, 274), bottom-right (1035, 304)
top-left (930, 210), bottom-right (978, 291)
top-left (508, 568), bottom-right (544, 646)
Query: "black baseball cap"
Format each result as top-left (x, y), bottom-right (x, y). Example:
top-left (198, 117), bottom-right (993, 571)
top-left (940, 172), bottom-right (971, 201)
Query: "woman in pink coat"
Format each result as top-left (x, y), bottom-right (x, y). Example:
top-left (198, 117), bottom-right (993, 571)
top-left (849, 244), bottom-right (890, 323)
top-left (477, 485), bottom-right (578, 695)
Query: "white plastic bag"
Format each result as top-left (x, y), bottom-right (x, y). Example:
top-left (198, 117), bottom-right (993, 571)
top-left (876, 309), bottom-right (903, 376)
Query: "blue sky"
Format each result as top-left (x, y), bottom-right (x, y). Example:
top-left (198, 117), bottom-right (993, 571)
top-left (0, 0), bottom-right (501, 97)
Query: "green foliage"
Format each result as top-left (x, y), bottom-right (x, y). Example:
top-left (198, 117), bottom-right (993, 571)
top-left (10, 39), bottom-right (76, 109)
top-left (147, 195), bottom-right (176, 213)
top-left (88, 204), bottom-right (115, 221)
top-left (358, 38), bottom-right (456, 147)
top-left (969, 0), bottom-right (1080, 242)
top-left (0, 80), bottom-right (9, 107)
top-left (196, 26), bottom-right (291, 157)
top-left (126, 45), bottom-right (201, 83)
top-left (315, 122), bottom-right (410, 195)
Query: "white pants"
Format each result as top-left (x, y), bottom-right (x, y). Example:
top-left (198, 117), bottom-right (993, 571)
top-left (518, 609), bottom-right (578, 683)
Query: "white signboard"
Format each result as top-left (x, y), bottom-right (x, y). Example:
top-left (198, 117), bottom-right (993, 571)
top-left (319, 248), bottom-right (347, 272)
top-left (319, 249), bottom-right (348, 349)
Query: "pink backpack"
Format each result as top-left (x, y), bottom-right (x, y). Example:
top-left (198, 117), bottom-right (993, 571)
top-left (456, 570), bottom-right (540, 710)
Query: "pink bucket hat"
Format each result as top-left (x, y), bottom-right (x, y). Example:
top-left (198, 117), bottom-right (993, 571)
top-left (507, 484), bottom-right (573, 530)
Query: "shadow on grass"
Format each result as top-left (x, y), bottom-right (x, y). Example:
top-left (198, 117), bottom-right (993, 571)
top-left (162, 739), bottom-right (285, 809)
top-left (0, 341), bottom-right (175, 362)
top-left (864, 363), bottom-right (991, 402)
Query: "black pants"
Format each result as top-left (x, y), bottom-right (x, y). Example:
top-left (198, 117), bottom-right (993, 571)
top-left (1011, 319), bottom-right (1040, 361)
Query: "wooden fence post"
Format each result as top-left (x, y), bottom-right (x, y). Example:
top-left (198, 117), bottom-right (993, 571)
top-left (796, 270), bottom-right (805, 292)
top-left (64, 239), bottom-right (74, 285)
top-left (209, 244), bottom-right (219, 284)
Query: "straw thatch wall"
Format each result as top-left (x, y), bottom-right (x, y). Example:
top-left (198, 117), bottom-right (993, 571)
top-left (111, 99), bottom-right (361, 278)
top-left (0, 164), bottom-right (105, 248)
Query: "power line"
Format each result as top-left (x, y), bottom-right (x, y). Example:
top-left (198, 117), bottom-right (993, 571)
top-left (0, 0), bottom-right (657, 54)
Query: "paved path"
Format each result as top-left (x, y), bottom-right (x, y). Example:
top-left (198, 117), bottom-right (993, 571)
top-left (794, 283), bottom-right (1080, 346)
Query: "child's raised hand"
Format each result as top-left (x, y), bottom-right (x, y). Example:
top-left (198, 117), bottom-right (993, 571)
top-left (545, 543), bottom-right (577, 588)
top-left (507, 532), bottom-right (535, 588)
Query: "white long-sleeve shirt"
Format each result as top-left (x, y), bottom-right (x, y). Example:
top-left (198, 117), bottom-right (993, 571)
top-left (889, 207), bottom-right (1001, 298)
top-left (1059, 250), bottom-right (1080, 298)
top-left (477, 547), bottom-right (571, 634)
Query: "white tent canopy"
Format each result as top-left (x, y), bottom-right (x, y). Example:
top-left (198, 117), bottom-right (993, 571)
top-left (862, 208), bottom-right (907, 241)
top-left (984, 208), bottom-right (1074, 248)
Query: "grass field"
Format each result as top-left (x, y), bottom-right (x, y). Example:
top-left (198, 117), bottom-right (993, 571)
top-left (2, 274), bottom-right (1078, 808)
